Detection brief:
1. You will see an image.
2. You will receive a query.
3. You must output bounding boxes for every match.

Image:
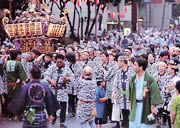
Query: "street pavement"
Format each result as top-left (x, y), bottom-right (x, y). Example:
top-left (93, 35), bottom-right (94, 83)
top-left (0, 113), bottom-right (170, 128)
top-left (0, 115), bottom-right (170, 128)
top-left (0, 114), bottom-right (116, 128)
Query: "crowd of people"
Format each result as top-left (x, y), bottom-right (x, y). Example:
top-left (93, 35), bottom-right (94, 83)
top-left (0, 28), bottom-right (180, 128)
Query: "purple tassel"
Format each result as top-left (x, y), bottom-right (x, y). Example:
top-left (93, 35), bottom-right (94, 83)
top-left (36, 38), bottom-right (41, 50)
top-left (14, 39), bottom-right (20, 50)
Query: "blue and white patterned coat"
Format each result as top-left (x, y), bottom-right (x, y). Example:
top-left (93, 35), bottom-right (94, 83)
top-left (66, 61), bottom-right (82, 95)
top-left (35, 59), bottom-right (55, 78)
top-left (112, 66), bottom-right (134, 109)
top-left (153, 72), bottom-right (167, 108)
top-left (98, 61), bottom-right (117, 99)
top-left (44, 64), bottom-right (74, 102)
top-left (21, 60), bottom-right (36, 80)
top-left (76, 79), bottom-right (97, 123)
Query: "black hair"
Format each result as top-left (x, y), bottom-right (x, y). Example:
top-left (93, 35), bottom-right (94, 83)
top-left (163, 45), bottom-right (169, 50)
top-left (59, 48), bottom-right (66, 53)
top-left (156, 45), bottom-right (160, 48)
top-left (114, 53), bottom-right (121, 62)
top-left (66, 52), bottom-right (76, 63)
top-left (45, 52), bottom-right (52, 58)
top-left (0, 64), bottom-right (3, 77)
top-left (83, 40), bottom-right (88, 44)
top-left (10, 50), bottom-right (18, 60)
top-left (55, 54), bottom-right (65, 60)
top-left (141, 54), bottom-right (148, 61)
top-left (148, 52), bottom-right (156, 58)
top-left (32, 49), bottom-right (41, 56)
top-left (100, 52), bottom-right (109, 58)
top-left (160, 51), bottom-right (169, 57)
top-left (125, 48), bottom-right (132, 53)
top-left (168, 63), bottom-right (179, 73)
top-left (67, 46), bottom-right (75, 52)
top-left (17, 50), bottom-right (22, 55)
top-left (107, 45), bottom-right (112, 50)
top-left (129, 57), bottom-right (135, 64)
top-left (176, 80), bottom-right (180, 93)
top-left (123, 59), bottom-right (128, 64)
top-left (175, 43), bottom-right (180, 49)
top-left (96, 77), bottom-right (104, 86)
top-left (149, 44), bottom-right (155, 53)
top-left (135, 57), bottom-right (148, 71)
top-left (97, 81), bottom-right (103, 86)
top-left (30, 66), bottom-right (41, 79)
top-left (52, 52), bottom-right (57, 57)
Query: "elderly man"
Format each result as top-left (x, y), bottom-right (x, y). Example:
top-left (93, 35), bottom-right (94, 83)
top-left (76, 66), bottom-right (97, 128)
top-left (128, 57), bottom-right (162, 128)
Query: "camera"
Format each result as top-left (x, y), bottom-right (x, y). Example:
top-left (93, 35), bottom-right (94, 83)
top-left (147, 113), bottom-right (155, 121)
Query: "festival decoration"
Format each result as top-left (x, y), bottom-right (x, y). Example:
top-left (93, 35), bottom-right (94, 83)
top-left (106, 9), bottom-right (109, 13)
top-left (120, 10), bottom-right (124, 15)
top-left (116, 12), bottom-right (119, 16)
top-left (111, 12), bottom-right (115, 18)
top-left (95, 0), bottom-right (99, 4)
top-left (77, 0), bottom-right (81, 7)
top-left (125, 6), bottom-right (128, 12)
top-left (2, 0), bottom-right (68, 52)
top-left (100, 4), bottom-right (104, 9)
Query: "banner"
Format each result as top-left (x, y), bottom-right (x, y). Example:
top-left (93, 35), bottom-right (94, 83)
top-left (142, 0), bottom-right (151, 2)
top-left (142, 0), bottom-right (162, 4)
top-left (151, 0), bottom-right (163, 3)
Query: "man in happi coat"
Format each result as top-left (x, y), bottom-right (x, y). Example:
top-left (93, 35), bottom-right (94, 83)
top-left (35, 53), bottom-right (55, 78)
top-left (66, 52), bottom-right (82, 117)
top-left (7, 67), bottom-right (58, 128)
top-left (4, 50), bottom-right (27, 119)
top-left (98, 52), bottom-right (116, 121)
top-left (128, 57), bottom-right (162, 128)
top-left (112, 55), bottom-right (134, 128)
top-left (76, 66), bottom-right (97, 128)
top-left (44, 54), bottom-right (74, 128)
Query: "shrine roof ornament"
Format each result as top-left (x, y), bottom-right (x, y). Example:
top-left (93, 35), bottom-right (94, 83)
top-left (2, 0), bottom-right (68, 39)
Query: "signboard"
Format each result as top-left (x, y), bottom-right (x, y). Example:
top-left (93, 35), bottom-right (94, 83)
top-left (4, 22), bottom-right (42, 38)
top-left (123, 28), bottom-right (131, 35)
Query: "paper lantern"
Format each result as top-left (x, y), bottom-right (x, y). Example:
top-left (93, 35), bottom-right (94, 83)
top-left (125, 7), bottom-right (128, 12)
top-left (100, 4), bottom-right (104, 9)
top-left (83, 0), bottom-right (87, 2)
top-left (120, 10), bottom-right (124, 14)
top-left (71, 0), bottom-right (74, 2)
top-left (96, 0), bottom-right (99, 4)
top-left (111, 12), bottom-right (115, 18)
top-left (116, 12), bottom-right (119, 16)
top-left (106, 9), bottom-right (109, 13)
top-left (120, 15), bottom-right (125, 18)
top-left (77, 0), bottom-right (81, 7)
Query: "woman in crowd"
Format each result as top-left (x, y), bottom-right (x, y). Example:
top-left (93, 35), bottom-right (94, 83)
top-left (154, 61), bottom-right (167, 126)
top-left (170, 79), bottom-right (180, 128)
top-left (163, 61), bottom-right (179, 127)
